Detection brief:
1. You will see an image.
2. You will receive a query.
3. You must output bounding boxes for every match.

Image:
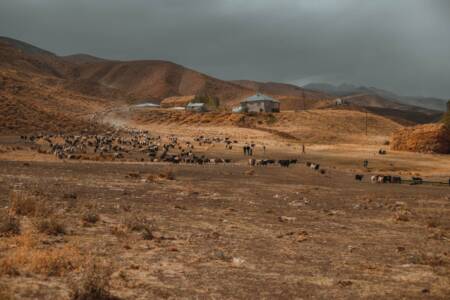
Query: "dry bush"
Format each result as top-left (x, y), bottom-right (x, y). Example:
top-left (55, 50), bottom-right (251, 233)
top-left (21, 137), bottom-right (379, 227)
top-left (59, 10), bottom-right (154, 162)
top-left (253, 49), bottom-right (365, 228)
top-left (0, 233), bottom-right (81, 276)
top-left (425, 212), bottom-right (444, 228)
top-left (0, 211), bottom-right (20, 237)
top-left (71, 262), bottom-right (120, 300)
top-left (410, 252), bottom-right (447, 267)
top-left (110, 224), bottom-right (128, 240)
top-left (9, 190), bottom-right (37, 216)
top-left (244, 169), bottom-right (255, 176)
top-left (34, 215), bottom-right (66, 236)
top-left (9, 190), bottom-right (53, 217)
top-left (161, 170), bottom-right (175, 180)
top-left (0, 283), bottom-right (13, 300)
top-left (146, 170), bottom-right (175, 183)
top-left (82, 211), bottom-right (100, 225)
top-left (123, 214), bottom-right (157, 240)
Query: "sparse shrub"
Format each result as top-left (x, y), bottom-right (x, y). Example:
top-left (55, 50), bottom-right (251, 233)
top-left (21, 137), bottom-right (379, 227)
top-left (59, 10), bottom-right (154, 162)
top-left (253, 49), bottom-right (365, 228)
top-left (82, 211), bottom-right (100, 225)
top-left (0, 283), bottom-right (13, 300)
top-left (9, 190), bottom-right (37, 216)
top-left (34, 216), bottom-right (66, 236)
top-left (394, 211), bottom-right (410, 222)
top-left (0, 212), bottom-right (20, 237)
top-left (265, 113), bottom-right (277, 125)
top-left (110, 225), bottom-right (128, 239)
top-left (0, 233), bottom-right (81, 276)
top-left (425, 212), bottom-right (443, 228)
top-left (127, 172), bottom-right (141, 179)
top-left (244, 169), bottom-right (255, 176)
top-left (71, 262), bottom-right (120, 300)
top-left (410, 252), bottom-right (447, 267)
top-left (9, 190), bottom-right (53, 217)
top-left (141, 227), bottom-right (155, 241)
top-left (159, 170), bottom-right (175, 181)
top-left (123, 214), bottom-right (156, 240)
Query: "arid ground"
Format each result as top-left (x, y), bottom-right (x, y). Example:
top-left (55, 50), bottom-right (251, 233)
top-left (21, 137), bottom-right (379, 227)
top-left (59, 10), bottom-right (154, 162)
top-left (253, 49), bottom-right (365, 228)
top-left (0, 108), bottom-right (449, 300)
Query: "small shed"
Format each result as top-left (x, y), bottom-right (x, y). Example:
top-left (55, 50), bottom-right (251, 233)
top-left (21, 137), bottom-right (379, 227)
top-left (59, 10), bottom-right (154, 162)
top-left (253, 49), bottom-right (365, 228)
top-left (240, 93), bottom-right (280, 113)
top-left (186, 102), bottom-right (207, 112)
top-left (335, 98), bottom-right (344, 106)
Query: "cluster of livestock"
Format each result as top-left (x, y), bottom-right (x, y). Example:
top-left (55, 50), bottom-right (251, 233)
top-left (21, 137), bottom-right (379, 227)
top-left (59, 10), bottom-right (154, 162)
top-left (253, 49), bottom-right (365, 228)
top-left (355, 174), bottom-right (431, 185)
top-left (248, 159), bottom-right (326, 174)
top-left (355, 174), bottom-right (402, 184)
top-left (20, 131), bottom-right (234, 165)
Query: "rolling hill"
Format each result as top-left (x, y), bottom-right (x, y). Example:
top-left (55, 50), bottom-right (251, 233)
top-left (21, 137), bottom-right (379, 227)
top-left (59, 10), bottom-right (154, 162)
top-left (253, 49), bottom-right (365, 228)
top-left (0, 36), bottom-right (445, 133)
top-left (303, 82), bottom-right (448, 112)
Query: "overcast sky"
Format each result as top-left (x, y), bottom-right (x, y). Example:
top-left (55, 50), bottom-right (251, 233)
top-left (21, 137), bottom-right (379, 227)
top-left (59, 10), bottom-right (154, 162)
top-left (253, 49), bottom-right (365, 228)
top-left (1, 0), bottom-right (449, 98)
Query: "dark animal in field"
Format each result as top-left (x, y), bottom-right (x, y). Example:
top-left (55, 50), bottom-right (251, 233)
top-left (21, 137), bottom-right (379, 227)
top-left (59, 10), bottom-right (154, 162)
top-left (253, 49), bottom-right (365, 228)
top-left (378, 149), bottom-right (387, 155)
top-left (278, 160), bottom-right (291, 167)
top-left (412, 177), bottom-right (423, 184)
top-left (392, 176), bottom-right (402, 184)
top-left (355, 174), bottom-right (364, 181)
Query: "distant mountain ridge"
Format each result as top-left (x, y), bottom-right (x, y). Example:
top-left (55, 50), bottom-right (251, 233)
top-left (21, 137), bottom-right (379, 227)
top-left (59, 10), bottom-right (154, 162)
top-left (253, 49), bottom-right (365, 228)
top-left (303, 82), bottom-right (448, 112)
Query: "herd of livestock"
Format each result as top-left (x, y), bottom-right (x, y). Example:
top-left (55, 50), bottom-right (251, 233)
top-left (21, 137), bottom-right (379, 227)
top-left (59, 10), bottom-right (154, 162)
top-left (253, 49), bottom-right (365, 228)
top-left (18, 130), bottom-right (448, 186)
top-left (20, 130), bottom-right (238, 165)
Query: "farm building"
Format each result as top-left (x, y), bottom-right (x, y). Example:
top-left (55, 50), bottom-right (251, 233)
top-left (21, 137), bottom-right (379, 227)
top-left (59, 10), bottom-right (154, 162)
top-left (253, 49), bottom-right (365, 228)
top-left (335, 98), bottom-right (344, 106)
top-left (239, 93), bottom-right (280, 113)
top-left (186, 102), bottom-right (207, 112)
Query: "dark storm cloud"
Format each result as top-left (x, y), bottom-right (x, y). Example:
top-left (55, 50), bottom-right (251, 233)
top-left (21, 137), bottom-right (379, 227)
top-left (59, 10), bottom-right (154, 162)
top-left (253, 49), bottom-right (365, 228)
top-left (1, 0), bottom-right (449, 98)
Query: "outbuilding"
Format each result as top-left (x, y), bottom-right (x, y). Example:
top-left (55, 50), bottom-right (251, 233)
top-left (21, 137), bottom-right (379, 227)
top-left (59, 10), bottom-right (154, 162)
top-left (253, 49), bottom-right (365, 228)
top-left (239, 93), bottom-right (280, 113)
top-left (335, 98), bottom-right (344, 106)
top-left (186, 102), bottom-right (207, 112)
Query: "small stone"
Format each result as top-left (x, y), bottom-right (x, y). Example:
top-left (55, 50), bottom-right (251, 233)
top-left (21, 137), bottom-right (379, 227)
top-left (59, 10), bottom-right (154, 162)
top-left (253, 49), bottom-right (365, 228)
top-left (278, 216), bottom-right (296, 223)
top-left (231, 257), bottom-right (245, 267)
top-left (396, 246), bottom-right (406, 252)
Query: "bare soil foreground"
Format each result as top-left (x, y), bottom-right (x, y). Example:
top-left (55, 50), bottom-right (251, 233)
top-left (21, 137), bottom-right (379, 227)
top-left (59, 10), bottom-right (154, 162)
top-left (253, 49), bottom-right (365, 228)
top-left (0, 117), bottom-right (449, 299)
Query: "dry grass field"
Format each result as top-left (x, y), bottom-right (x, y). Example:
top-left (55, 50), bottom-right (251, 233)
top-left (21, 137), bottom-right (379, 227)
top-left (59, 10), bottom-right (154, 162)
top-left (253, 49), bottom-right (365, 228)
top-left (0, 111), bottom-right (449, 299)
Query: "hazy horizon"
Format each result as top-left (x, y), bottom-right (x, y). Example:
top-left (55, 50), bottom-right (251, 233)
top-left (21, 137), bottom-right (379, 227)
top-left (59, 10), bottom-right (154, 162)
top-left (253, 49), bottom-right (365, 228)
top-left (1, 0), bottom-right (449, 99)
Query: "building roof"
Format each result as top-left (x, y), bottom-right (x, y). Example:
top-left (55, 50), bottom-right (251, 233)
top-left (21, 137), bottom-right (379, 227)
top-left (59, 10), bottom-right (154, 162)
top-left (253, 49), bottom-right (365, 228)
top-left (186, 102), bottom-right (206, 107)
top-left (241, 93), bottom-right (279, 103)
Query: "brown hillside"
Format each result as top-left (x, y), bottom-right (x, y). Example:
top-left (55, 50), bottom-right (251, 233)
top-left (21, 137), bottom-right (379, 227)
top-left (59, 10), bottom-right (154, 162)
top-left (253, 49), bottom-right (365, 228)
top-left (126, 108), bottom-right (402, 144)
top-left (391, 124), bottom-right (450, 154)
top-left (0, 68), bottom-right (110, 134)
top-left (0, 36), bottom-right (442, 134)
top-left (73, 60), bottom-right (256, 105)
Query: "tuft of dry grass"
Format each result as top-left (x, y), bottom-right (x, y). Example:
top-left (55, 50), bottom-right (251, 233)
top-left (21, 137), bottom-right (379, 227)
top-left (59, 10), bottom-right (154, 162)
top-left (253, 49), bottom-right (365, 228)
top-left (244, 169), bottom-right (255, 176)
top-left (425, 212), bottom-right (444, 228)
top-left (147, 170), bottom-right (176, 182)
top-left (71, 262), bottom-right (120, 300)
top-left (0, 233), bottom-right (81, 276)
top-left (0, 211), bottom-right (20, 237)
top-left (9, 189), bottom-right (53, 217)
top-left (123, 214), bottom-right (157, 240)
top-left (0, 283), bottom-right (13, 300)
top-left (82, 211), bottom-right (100, 225)
top-left (34, 215), bottom-right (66, 236)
